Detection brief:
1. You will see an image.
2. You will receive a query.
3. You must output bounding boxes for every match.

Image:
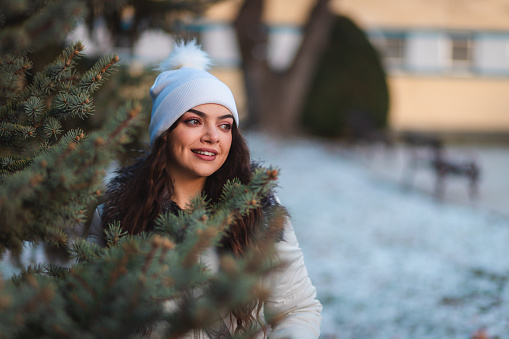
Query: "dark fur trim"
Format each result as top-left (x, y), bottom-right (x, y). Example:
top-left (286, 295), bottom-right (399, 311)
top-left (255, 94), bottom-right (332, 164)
top-left (101, 157), bottom-right (146, 230)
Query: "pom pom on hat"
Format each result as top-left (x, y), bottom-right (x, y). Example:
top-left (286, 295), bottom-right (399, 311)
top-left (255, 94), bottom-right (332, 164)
top-left (155, 39), bottom-right (211, 72)
top-left (148, 39), bottom-right (239, 149)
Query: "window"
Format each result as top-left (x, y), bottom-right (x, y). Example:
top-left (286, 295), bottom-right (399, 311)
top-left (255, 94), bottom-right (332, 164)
top-left (449, 34), bottom-right (475, 71)
top-left (370, 32), bottom-right (406, 70)
top-left (384, 35), bottom-right (406, 62)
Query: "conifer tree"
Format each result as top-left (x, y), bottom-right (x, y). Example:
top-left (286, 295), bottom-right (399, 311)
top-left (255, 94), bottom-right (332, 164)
top-left (0, 0), bottom-right (134, 254)
top-left (0, 1), bottom-right (285, 337)
top-left (0, 167), bottom-right (285, 338)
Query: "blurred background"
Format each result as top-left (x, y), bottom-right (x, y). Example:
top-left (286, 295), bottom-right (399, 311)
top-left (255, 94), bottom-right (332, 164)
top-left (5, 0), bottom-right (509, 337)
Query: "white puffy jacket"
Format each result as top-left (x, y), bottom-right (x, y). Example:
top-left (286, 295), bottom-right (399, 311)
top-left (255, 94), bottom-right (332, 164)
top-left (88, 206), bottom-right (322, 338)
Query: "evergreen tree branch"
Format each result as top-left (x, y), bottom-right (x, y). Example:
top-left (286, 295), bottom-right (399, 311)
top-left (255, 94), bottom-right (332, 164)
top-left (1, 163), bottom-right (284, 337)
top-left (0, 103), bottom-right (141, 254)
top-left (0, 1), bottom-right (292, 337)
top-left (0, 0), bottom-right (86, 54)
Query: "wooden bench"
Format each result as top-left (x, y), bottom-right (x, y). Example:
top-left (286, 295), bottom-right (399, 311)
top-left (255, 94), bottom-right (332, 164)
top-left (402, 132), bottom-right (480, 200)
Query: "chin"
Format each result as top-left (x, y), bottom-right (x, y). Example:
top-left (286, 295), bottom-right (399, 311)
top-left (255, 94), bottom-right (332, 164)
top-left (194, 166), bottom-right (222, 178)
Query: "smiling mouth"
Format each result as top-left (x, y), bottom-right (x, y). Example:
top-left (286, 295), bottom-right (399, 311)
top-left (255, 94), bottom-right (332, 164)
top-left (192, 150), bottom-right (217, 156)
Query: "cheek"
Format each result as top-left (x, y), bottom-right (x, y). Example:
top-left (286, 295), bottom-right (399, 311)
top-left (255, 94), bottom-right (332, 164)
top-left (223, 136), bottom-right (233, 158)
top-left (168, 143), bottom-right (185, 162)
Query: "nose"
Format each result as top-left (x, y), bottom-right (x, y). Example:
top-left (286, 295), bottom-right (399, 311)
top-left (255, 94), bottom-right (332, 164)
top-left (201, 124), bottom-right (219, 144)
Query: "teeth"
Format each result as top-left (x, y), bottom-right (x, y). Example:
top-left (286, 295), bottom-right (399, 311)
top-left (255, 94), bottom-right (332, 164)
top-left (194, 150), bottom-right (215, 156)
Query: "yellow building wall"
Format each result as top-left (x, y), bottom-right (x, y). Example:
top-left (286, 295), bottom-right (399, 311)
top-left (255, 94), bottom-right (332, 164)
top-left (205, 0), bottom-right (509, 134)
top-left (337, 0), bottom-right (509, 134)
top-left (335, 0), bottom-right (509, 30)
top-left (205, 0), bottom-right (314, 24)
top-left (208, 0), bottom-right (509, 29)
top-left (389, 76), bottom-right (509, 132)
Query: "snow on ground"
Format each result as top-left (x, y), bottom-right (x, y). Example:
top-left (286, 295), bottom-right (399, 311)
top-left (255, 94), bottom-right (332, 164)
top-left (246, 132), bottom-right (509, 339)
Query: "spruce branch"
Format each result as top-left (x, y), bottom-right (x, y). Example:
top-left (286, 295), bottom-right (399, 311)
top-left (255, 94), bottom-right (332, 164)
top-left (21, 96), bottom-right (45, 119)
top-left (69, 238), bottom-right (103, 264)
top-left (0, 101), bottom-right (141, 253)
top-left (154, 211), bottom-right (183, 241)
top-left (0, 156), bottom-right (33, 175)
top-left (0, 1), bottom-right (87, 54)
top-left (43, 227), bottom-right (69, 249)
top-left (0, 1), bottom-right (292, 336)
top-left (10, 265), bottom-right (47, 286)
top-left (42, 117), bottom-right (63, 140)
top-left (104, 221), bottom-right (129, 248)
top-left (1, 162), bottom-right (285, 337)
top-left (2, 41), bottom-right (84, 114)
top-left (106, 103), bottom-right (142, 143)
top-left (79, 54), bottom-right (120, 94)
top-left (43, 263), bottom-right (70, 280)
top-left (0, 41), bottom-right (122, 182)
top-left (0, 52), bottom-right (32, 103)
top-left (0, 122), bottom-right (36, 140)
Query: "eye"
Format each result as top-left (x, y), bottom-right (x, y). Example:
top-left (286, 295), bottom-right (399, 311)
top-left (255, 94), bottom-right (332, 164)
top-left (219, 123), bottom-right (232, 131)
top-left (184, 118), bottom-right (200, 126)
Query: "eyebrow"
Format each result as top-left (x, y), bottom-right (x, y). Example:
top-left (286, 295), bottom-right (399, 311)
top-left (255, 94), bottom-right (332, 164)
top-left (187, 108), bottom-right (234, 121)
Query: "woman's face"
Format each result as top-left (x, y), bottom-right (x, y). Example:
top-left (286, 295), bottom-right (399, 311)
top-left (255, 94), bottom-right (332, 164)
top-left (166, 103), bottom-right (234, 182)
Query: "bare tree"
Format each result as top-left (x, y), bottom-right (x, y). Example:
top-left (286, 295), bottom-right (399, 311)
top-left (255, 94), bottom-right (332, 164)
top-left (234, 0), bottom-right (334, 134)
top-left (84, 0), bottom-right (225, 49)
top-left (82, 0), bottom-right (333, 135)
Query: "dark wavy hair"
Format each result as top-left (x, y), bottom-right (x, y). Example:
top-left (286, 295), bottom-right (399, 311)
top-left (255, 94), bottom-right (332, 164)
top-left (101, 121), bottom-right (267, 334)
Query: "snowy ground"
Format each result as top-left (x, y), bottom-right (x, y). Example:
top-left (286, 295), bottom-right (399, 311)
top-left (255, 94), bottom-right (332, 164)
top-left (246, 133), bottom-right (509, 339)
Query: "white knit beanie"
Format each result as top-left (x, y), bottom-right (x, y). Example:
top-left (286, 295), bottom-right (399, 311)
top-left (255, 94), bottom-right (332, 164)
top-left (148, 40), bottom-right (239, 149)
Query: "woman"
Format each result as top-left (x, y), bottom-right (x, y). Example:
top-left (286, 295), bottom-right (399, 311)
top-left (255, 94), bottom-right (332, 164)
top-left (87, 40), bottom-right (322, 338)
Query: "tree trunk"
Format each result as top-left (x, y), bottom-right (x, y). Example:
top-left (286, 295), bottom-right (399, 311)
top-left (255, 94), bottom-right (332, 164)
top-left (234, 0), bottom-right (334, 134)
